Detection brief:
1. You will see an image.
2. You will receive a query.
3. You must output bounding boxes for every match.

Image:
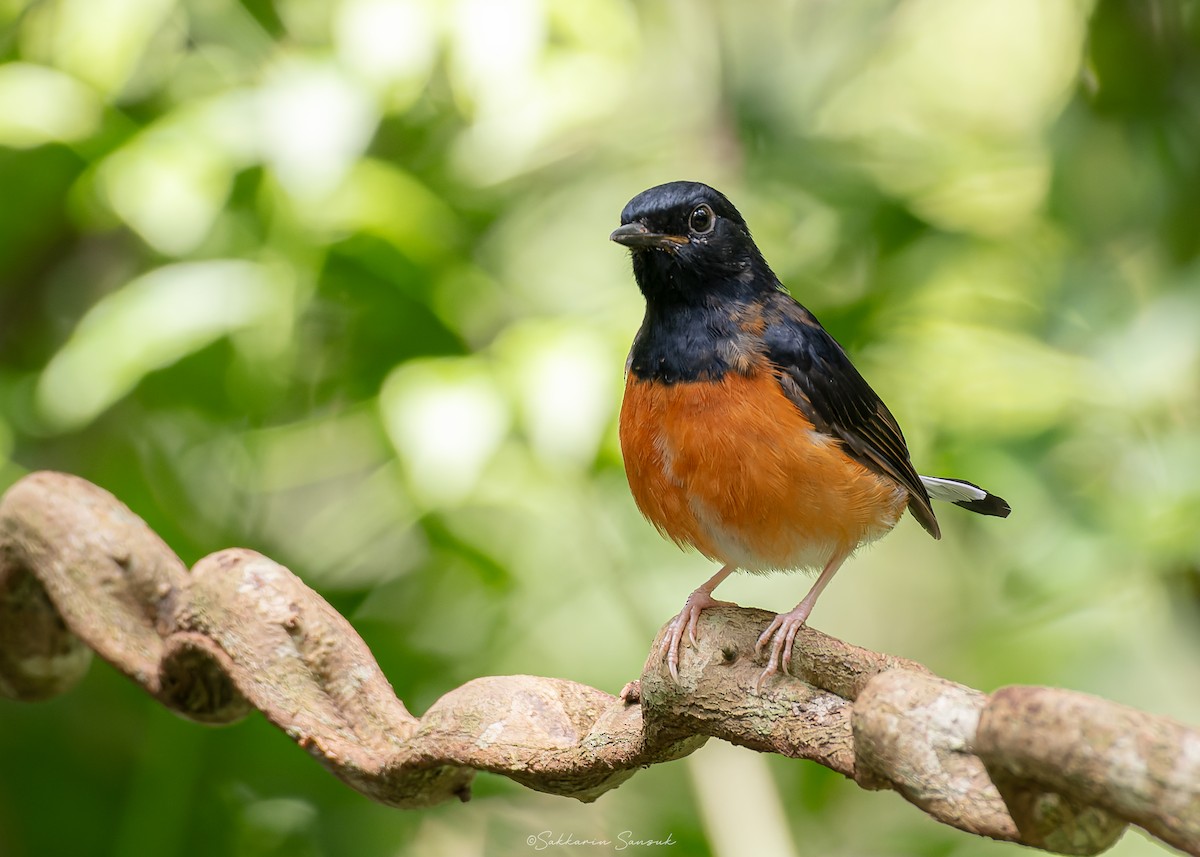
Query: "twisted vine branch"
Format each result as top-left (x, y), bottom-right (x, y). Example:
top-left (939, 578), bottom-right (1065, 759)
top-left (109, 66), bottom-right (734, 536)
top-left (1, 472), bottom-right (1197, 854)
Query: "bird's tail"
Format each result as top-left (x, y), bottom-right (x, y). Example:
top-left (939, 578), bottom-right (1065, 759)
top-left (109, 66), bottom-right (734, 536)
top-left (920, 476), bottom-right (1011, 518)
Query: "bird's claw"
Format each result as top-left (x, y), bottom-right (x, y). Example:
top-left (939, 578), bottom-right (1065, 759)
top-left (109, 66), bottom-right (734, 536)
top-left (658, 590), bottom-right (736, 681)
top-left (753, 608), bottom-right (810, 692)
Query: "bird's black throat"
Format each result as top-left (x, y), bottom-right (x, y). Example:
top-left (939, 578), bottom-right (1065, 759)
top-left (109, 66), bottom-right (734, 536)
top-left (627, 301), bottom-right (737, 384)
top-left (627, 257), bottom-right (776, 384)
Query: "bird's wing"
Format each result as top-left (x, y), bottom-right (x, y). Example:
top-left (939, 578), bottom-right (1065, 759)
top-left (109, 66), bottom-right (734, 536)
top-left (761, 295), bottom-right (940, 538)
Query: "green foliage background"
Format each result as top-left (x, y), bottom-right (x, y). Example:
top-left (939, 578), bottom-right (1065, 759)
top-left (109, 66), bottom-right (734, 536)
top-left (2, 0), bottom-right (1200, 855)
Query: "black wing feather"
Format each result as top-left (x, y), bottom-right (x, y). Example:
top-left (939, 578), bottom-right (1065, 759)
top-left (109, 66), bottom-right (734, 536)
top-left (761, 294), bottom-right (941, 539)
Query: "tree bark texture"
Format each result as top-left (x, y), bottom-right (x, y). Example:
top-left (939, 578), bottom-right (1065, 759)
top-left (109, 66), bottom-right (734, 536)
top-left (1, 472), bottom-right (1196, 855)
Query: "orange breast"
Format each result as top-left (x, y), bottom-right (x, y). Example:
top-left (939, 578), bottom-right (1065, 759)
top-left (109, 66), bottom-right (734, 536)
top-left (619, 371), bottom-right (907, 572)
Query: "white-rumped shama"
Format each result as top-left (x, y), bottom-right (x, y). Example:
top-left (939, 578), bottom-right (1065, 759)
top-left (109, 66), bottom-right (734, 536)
top-left (611, 181), bottom-right (1010, 691)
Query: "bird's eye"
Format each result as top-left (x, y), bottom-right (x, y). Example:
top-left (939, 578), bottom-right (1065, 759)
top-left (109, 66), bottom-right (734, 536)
top-left (689, 204), bottom-right (715, 235)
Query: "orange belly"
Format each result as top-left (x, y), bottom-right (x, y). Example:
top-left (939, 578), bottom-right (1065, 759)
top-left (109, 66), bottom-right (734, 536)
top-left (619, 372), bottom-right (907, 572)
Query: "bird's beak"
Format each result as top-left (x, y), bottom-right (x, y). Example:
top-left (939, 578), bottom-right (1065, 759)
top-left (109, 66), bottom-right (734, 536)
top-left (609, 222), bottom-right (689, 250)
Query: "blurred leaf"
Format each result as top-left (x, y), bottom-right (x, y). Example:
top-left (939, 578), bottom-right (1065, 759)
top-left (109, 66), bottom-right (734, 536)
top-left (0, 63), bottom-right (102, 148)
top-left (36, 260), bottom-right (293, 431)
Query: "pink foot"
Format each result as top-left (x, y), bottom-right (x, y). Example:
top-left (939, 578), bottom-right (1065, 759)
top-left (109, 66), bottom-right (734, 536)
top-left (753, 604), bottom-right (812, 692)
top-left (658, 589), bottom-right (737, 681)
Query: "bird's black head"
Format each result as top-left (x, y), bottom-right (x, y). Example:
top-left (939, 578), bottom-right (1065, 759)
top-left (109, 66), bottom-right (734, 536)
top-left (610, 181), bottom-right (774, 306)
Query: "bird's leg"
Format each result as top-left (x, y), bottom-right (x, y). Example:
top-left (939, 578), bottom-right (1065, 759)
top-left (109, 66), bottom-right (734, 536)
top-left (754, 550), bottom-right (849, 692)
top-left (657, 564), bottom-right (738, 681)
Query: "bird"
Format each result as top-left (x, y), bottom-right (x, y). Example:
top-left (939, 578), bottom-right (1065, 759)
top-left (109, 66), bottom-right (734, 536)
top-left (610, 180), bottom-right (1010, 691)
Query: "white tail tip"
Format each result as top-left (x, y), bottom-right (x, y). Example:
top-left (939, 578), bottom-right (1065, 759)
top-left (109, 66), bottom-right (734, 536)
top-left (920, 476), bottom-right (1011, 518)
